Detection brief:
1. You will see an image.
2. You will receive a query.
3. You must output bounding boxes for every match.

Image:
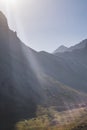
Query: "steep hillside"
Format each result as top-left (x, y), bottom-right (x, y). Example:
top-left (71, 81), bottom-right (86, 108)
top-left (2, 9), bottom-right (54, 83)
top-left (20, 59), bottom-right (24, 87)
top-left (37, 43), bottom-right (87, 92)
top-left (0, 11), bottom-right (44, 130)
top-left (0, 11), bottom-right (87, 130)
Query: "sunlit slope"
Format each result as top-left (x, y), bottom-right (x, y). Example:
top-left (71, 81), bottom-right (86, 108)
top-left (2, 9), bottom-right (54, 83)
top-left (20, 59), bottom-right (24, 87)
top-left (0, 11), bottom-right (87, 130)
top-left (15, 107), bottom-right (87, 130)
top-left (0, 12), bottom-right (44, 130)
top-left (37, 74), bottom-right (87, 108)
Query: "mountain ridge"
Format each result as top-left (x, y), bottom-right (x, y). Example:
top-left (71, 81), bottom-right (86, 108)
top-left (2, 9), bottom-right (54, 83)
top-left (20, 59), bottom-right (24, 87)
top-left (53, 45), bottom-right (68, 53)
top-left (53, 39), bottom-right (87, 54)
top-left (0, 11), bottom-right (87, 130)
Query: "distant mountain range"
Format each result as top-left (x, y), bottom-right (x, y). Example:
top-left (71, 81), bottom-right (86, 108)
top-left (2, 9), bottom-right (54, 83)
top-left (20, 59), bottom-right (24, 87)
top-left (53, 39), bottom-right (87, 53)
top-left (0, 11), bottom-right (87, 130)
top-left (38, 42), bottom-right (87, 92)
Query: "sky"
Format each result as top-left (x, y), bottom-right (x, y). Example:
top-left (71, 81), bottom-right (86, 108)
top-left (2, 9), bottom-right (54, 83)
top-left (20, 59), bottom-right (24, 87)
top-left (0, 0), bottom-right (87, 52)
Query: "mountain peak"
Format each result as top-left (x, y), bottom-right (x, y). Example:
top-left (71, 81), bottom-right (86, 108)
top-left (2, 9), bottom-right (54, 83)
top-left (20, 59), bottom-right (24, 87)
top-left (53, 45), bottom-right (68, 53)
top-left (53, 39), bottom-right (87, 54)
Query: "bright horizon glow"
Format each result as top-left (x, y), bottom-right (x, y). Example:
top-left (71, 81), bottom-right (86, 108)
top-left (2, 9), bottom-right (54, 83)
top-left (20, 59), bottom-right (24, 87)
top-left (3, 0), bottom-right (17, 5)
top-left (0, 0), bottom-right (87, 52)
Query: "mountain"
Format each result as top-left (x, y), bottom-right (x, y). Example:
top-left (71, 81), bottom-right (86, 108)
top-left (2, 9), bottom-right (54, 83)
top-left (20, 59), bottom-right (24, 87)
top-left (38, 40), bottom-right (87, 93)
top-left (68, 39), bottom-right (87, 51)
top-left (37, 44), bottom-right (87, 92)
top-left (0, 11), bottom-right (87, 130)
top-left (54, 39), bottom-right (87, 54)
top-left (0, 12), bottom-right (43, 130)
top-left (53, 45), bottom-right (68, 53)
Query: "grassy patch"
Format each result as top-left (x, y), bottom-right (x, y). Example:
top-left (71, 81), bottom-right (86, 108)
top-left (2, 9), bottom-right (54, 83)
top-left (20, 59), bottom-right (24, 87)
top-left (15, 107), bottom-right (87, 130)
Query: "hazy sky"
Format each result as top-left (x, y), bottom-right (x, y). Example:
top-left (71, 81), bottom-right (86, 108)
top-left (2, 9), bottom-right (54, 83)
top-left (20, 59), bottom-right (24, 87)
top-left (0, 0), bottom-right (87, 52)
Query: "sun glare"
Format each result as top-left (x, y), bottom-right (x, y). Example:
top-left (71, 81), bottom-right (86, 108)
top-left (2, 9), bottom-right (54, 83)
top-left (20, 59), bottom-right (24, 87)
top-left (3, 0), bottom-right (17, 5)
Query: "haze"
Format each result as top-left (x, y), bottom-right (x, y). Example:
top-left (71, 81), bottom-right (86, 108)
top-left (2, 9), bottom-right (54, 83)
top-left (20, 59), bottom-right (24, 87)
top-left (0, 0), bottom-right (87, 52)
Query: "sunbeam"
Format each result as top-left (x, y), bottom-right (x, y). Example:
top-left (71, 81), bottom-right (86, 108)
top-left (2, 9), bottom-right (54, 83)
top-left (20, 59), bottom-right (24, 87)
top-left (2, 0), bottom-right (17, 5)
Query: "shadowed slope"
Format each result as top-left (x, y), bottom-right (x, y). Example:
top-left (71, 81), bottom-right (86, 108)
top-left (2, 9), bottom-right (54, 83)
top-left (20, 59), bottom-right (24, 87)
top-left (0, 11), bottom-right (87, 130)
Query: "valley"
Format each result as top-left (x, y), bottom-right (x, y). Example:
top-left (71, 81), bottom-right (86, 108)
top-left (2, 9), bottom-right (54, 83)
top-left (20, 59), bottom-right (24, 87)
top-left (0, 11), bottom-right (87, 130)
